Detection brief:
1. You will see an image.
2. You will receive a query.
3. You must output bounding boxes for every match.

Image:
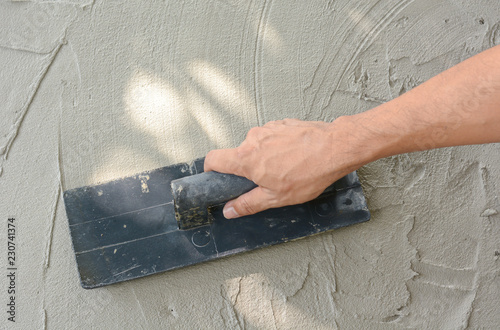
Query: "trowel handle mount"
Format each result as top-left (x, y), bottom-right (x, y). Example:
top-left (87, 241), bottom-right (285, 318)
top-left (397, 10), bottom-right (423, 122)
top-left (171, 171), bottom-right (257, 230)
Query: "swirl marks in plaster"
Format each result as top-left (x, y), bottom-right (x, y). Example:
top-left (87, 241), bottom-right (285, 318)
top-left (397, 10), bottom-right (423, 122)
top-left (483, 21), bottom-right (500, 48)
top-left (302, 0), bottom-right (413, 118)
top-left (253, 0), bottom-right (273, 126)
top-left (386, 1), bottom-right (486, 65)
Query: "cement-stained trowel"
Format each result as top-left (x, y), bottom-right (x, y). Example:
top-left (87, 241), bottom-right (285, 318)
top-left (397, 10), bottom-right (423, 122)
top-left (63, 157), bottom-right (370, 289)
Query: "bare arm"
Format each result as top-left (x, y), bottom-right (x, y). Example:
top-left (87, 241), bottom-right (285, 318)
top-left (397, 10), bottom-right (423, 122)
top-left (204, 45), bottom-right (500, 219)
top-left (360, 44), bottom-right (500, 157)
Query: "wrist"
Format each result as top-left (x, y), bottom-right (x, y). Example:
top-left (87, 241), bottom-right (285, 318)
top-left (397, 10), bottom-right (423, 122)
top-left (329, 111), bottom-right (395, 169)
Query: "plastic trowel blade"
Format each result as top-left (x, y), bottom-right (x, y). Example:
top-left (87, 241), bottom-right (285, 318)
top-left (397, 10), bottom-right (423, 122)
top-left (63, 158), bottom-right (370, 289)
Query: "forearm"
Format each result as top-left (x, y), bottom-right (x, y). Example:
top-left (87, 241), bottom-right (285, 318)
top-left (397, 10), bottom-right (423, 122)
top-left (347, 45), bottom-right (500, 163)
top-left (204, 46), bottom-right (500, 218)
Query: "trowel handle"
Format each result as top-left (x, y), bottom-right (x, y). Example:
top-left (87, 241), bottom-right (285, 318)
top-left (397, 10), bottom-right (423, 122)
top-left (175, 171), bottom-right (257, 207)
top-left (171, 171), bottom-right (257, 229)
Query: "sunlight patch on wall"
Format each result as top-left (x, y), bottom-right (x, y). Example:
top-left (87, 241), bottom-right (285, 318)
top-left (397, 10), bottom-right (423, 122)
top-left (261, 24), bottom-right (284, 56)
top-left (188, 60), bottom-right (255, 114)
top-left (222, 274), bottom-right (332, 329)
top-left (90, 146), bottom-right (159, 185)
top-left (186, 88), bottom-right (235, 149)
top-left (348, 8), bottom-right (373, 34)
top-left (125, 70), bottom-right (187, 139)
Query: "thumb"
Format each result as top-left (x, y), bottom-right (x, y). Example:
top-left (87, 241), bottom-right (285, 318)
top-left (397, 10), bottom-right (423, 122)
top-left (223, 187), bottom-right (273, 219)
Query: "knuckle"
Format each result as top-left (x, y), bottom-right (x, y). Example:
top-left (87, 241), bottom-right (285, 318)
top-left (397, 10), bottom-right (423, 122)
top-left (227, 159), bottom-right (241, 175)
top-left (237, 195), bottom-right (256, 215)
top-left (247, 126), bottom-right (261, 138)
top-left (205, 149), bottom-right (215, 161)
top-left (246, 126), bottom-right (270, 143)
top-left (266, 120), bottom-right (282, 126)
top-left (204, 150), bottom-right (216, 169)
top-left (235, 145), bottom-right (252, 160)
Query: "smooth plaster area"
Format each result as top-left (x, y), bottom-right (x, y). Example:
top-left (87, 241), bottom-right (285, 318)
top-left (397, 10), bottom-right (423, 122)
top-left (1, 0), bottom-right (499, 329)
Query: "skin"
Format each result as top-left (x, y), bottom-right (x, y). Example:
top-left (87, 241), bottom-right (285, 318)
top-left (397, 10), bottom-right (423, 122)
top-left (204, 44), bottom-right (500, 219)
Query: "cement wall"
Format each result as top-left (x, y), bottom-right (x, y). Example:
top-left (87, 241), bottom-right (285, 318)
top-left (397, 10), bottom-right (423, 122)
top-left (1, 0), bottom-right (499, 329)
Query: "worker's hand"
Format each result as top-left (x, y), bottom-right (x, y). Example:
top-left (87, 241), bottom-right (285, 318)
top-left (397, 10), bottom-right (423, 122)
top-left (204, 118), bottom-right (367, 219)
top-left (207, 45), bottom-right (500, 219)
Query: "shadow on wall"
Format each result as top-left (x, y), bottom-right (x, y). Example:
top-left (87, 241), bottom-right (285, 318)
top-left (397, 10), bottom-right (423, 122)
top-left (54, 0), bottom-right (499, 328)
top-left (59, 0), bottom-right (495, 188)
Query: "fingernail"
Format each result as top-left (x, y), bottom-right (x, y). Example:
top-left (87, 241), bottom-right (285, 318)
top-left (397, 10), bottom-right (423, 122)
top-left (223, 206), bottom-right (239, 219)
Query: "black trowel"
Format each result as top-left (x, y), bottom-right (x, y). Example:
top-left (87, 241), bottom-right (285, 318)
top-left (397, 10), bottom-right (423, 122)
top-left (63, 157), bottom-right (370, 289)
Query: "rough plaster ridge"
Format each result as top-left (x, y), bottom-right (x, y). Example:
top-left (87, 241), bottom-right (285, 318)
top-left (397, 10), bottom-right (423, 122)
top-left (253, 0), bottom-right (272, 126)
top-left (43, 186), bottom-right (60, 269)
top-left (220, 277), bottom-right (244, 329)
top-left (396, 215), bottom-right (418, 314)
top-left (320, 234), bottom-right (337, 292)
top-left (330, 0), bottom-right (414, 103)
top-left (131, 287), bottom-right (149, 327)
top-left (386, 1), bottom-right (488, 65)
top-left (479, 164), bottom-right (499, 210)
top-left (303, 0), bottom-right (414, 118)
top-left (0, 42), bottom-right (63, 171)
top-left (10, 0), bottom-right (93, 7)
top-left (412, 259), bottom-right (477, 291)
top-left (0, 44), bottom-right (53, 56)
top-left (0, 2), bottom-right (78, 53)
top-left (285, 262), bottom-right (311, 300)
top-left (481, 208), bottom-right (498, 217)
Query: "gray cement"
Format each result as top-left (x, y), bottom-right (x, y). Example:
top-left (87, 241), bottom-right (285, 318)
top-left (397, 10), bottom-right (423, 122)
top-left (1, 0), bottom-right (499, 329)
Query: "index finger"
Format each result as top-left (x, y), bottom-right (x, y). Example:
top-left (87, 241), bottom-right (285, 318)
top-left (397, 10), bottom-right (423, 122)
top-left (204, 148), bottom-right (243, 176)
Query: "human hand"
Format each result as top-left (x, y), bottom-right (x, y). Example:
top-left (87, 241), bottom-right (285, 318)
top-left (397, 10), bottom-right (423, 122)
top-left (207, 45), bottom-right (500, 219)
top-left (204, 118), bottom-right (368, 219)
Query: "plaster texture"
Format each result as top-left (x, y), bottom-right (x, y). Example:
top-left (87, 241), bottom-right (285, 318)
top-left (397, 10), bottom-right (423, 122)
top-left (1, 0), bottom-right (499, 329)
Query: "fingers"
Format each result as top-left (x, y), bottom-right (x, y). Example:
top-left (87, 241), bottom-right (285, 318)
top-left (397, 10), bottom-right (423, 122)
top-left (222, 187), bottom-right (274, 219)
top-left (205, 148), bottom-right (273, 219)
top-left (204, 148), bottom-right (242, 175)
